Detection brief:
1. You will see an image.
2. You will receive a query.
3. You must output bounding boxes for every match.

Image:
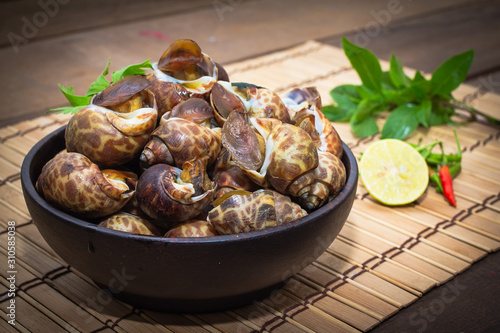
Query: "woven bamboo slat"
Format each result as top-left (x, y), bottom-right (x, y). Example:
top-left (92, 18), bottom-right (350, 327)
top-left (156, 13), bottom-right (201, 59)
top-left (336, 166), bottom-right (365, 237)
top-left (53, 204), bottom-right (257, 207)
top-left (0, 145), bottom-right (25, 168)
top-left (0, 40), bottom-right (499, 332)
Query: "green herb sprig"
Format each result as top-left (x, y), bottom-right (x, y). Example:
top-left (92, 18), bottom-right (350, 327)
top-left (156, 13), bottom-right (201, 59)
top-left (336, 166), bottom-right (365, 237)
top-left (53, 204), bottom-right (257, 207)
top-left (48, 59), bottom-right (153, 114)
top-left (323, 37), bottom-right (499, 139)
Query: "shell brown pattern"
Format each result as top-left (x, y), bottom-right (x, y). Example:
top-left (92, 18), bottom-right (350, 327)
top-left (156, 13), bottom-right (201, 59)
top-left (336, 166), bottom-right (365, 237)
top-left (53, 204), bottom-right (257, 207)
top-left (99, 212), bottom-right (161, 236)
top-left (312, 105), bottom-right (343, 159)
top-left (250, 118), bottom-right (319, 194)
top-left (207, 189), bottom-right (306, 235)
top-left (65, 101), bottom-right (157, 167)
top-left (164, 220), bottom-right (218, 237)
top-left (246, 86), bottom-right (292, 124)
top-left (36, 152), bottom-right (136, 218)
top-left (140, 117), bottom-right (221, 169)
top-left (286, 87), bottom-right (343, 159)
top-left (136, 163), bottom-right (215, 226)
top-left (289, 151), bottom-right (346, 211)
top-left (146, 76), bottom-right (191, 117)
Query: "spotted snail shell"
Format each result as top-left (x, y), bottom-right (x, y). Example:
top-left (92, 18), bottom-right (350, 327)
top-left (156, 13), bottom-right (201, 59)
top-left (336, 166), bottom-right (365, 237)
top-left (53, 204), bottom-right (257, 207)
top-left (207, 189), bottom-right (307, 235)
top-left (65, 75), bottom-right (158, 167)
top-left (135, 158), bottom-right (215, 227)
top-left (140, 117), bottom-right (221, 169)
top-left (99, 212), bottom-right (162, 236)
top-left (281, 87), bottom-right (346, 210)
top-left (284, 86), bottom-right (343, 159)
top-left (40, 38), bottom-right (347, 234)
top-left (245, 117), bottom-right (319, 194)
top-left (36, 152), bottom-right (137, 218)
top-left (210, 81), bottom-right (291, 127)
top-left (164, 220), bottom-right (218, 238)
top-left (147, 39), bottom-right (228, 117)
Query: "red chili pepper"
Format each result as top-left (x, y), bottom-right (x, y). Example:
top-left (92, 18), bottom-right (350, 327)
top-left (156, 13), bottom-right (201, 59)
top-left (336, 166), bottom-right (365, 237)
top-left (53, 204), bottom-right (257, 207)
top-left (439, 165), bottom-right (456, 207)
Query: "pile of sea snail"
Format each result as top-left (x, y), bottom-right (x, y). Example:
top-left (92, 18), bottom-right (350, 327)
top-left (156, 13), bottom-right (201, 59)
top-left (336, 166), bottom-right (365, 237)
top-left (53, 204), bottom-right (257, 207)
top-left (36, 39), bottom-right (346, 238)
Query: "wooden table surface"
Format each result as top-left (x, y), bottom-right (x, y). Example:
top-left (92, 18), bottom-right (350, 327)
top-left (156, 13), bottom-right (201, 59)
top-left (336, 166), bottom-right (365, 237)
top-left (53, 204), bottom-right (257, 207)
top-left (1, 1), bottom-right (499, 332)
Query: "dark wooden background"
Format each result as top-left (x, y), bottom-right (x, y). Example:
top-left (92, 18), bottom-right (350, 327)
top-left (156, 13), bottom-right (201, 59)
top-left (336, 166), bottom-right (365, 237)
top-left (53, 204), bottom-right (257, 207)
top-left (1, 0), bottom-right (499, 332)
top-left (1, 0), bottom-right (499, 127)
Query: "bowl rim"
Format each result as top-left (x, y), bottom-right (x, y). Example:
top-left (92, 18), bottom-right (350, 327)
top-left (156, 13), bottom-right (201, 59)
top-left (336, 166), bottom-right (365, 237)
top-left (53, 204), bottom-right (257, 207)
top-left (21, 125), bottom-right (358, 244)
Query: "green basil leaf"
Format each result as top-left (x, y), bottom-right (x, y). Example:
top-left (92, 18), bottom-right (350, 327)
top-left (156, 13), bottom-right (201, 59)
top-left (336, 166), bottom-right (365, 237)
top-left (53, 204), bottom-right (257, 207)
top-left (429, 111), bottom-right (451, 126)
top-left (382, 86), bottom-right (415, 107)
top-left (52, 58), bottom-right (154, 116)
top-left (351, 116), bottom-right (379, 138)
top-left (410, 71), bottom-right (431, 102)
top-left (47, 106), bottom-right (85, 114)
top-left (430, 49), bottom-right (474, 95)
top-left (381, 89), bottom-right (398, 105)
top-left (381, 71), bottom-right (396, 90)
top-left (429, 98), bottom-right (454, 126)
top-left (381, 103), bottom-right (420, 139)
top-left (416, 99), bottom-right (432, 127)
top-left (413, 70), bottom-right (427, 84)
top-left (410, 83), bottom-right (428, 103)
top-left (329, 84), bottom-right (361, 119)
top-left (342, 37), bottom-right (382, 92)
top-left (355, 85), bottom-right (378, 100)
top-left (350, 100), bottom-right (380, 137)
top-left (351, 99), bottom-right (376, 122)
top-left (330, 84), bottom-right (360, 98)
top-left (86, 58), bottom-right (111, 96)
top-left (58, 84), bottom-right (92, 107)
top-left (330, 84), bottom-right (361, 105)
top-left (389, 53), bottom-right (410, 88)
top-left (322, 104), bottom-right (351, 122)
top-left (111, 59), bottom-right (153, 83)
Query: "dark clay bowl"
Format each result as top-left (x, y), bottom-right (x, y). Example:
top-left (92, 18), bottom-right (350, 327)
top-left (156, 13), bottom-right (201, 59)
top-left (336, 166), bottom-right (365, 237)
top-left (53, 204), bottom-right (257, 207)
top-left (21, 125), bottom-right (358, 312)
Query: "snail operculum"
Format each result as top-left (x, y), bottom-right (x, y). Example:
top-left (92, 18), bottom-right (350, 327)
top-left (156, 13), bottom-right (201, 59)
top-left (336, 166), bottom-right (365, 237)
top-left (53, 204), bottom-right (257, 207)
top-left (145, 77), bottom-right (191, 118)
top-left (207, 189), bottom-right (307, 235)
top-left (136, 158), bottom-right (215, 226)
top-left (153, 39), bottom-right (218, 93)
top-left (180, 156), bottom-right (214, 198)
top-left (210, 81), bottom-right (291, 125)
top-left (212, 147), bottom-right (262, 200)
top-left (210, 81), bottom-right (248, 126)
top-left (147, 39), bottom-right (227, 117)
top-left (65, 77), bottom-right (158, 167)
top-left (160, 97), bottom-right (216, 128)
top-left (36, 152), bottom-right (136, 218)
top-left (158, 39), bottom-right (204, 78)
top-left (92, 75), bottom-right (152, 113)
top-left (213, 61), bottom-right (229, 82)
top-left (221, 109), bottom-right (264, 172)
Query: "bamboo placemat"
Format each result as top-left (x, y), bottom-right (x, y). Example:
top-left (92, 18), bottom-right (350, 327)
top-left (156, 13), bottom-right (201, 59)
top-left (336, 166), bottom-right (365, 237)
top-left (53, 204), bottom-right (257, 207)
top-left (1, 40), bottom-right (499, 332)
